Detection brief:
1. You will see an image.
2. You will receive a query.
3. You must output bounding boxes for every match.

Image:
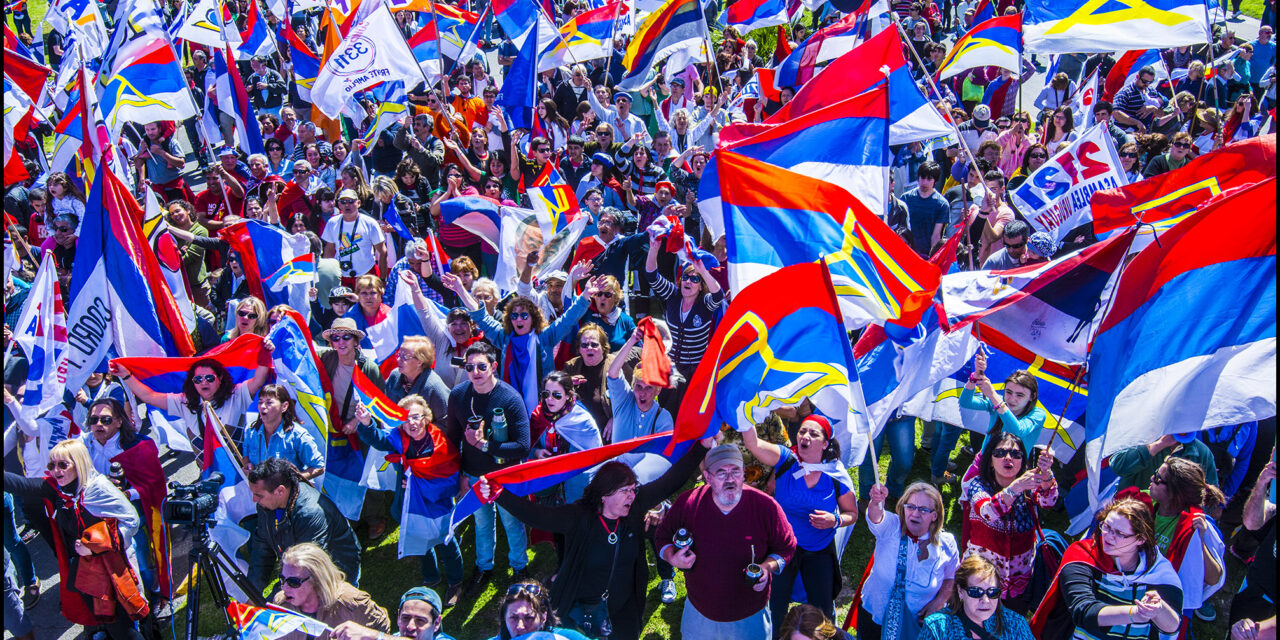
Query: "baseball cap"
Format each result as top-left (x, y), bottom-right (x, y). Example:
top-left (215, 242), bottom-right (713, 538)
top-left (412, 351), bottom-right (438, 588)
top-left (328, 286), bottom-right (358, 303)
top-left (591, 152), bottom-right (614, 168)
top-left (399, 587), bottom-right (443, 617)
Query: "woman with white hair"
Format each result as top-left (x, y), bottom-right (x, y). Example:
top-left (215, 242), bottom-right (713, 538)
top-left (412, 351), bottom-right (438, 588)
top-left (5, 440), bottom-right (150, 639)
top-left (654, 99), bottom-right (723, 155)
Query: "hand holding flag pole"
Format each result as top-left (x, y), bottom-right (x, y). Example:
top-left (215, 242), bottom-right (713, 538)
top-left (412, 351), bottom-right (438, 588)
top-left (204, 401), bottom-right (249, 471)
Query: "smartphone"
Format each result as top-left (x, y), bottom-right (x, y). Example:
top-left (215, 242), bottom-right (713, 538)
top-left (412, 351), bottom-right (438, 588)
top-left (451, 356), bottom-right (465, 368)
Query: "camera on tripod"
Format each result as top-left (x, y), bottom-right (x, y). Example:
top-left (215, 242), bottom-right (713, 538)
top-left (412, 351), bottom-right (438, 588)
top-left (163, 472), bottom-right (224, 526)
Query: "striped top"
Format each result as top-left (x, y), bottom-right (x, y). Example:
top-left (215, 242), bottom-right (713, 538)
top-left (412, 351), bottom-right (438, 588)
top-left (646, 269), bottom-right (724, 368)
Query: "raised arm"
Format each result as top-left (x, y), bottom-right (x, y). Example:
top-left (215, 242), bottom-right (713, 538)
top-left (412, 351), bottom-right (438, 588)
top-left (607, 324), bottom-right (643, 380)
top-left (740, 423), bottom-right (782, 467)
top-left (109, 362), bottom-right (169, 410)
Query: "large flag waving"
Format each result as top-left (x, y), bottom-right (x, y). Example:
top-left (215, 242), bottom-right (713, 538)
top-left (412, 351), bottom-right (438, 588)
top-left (710, 150), bottom-right (940, 329)
top-left (312, 5), bottom-right (426, 118)
top-left (1086, 179), bottom-right (1276, 468)
top-left (935, 13), bottom-right (1022, 82)
top-left (265, 310), bottom-right (331, 454)
top-left (537, 2), bottom-right (621, 71)
top-left (98, 35), bottom-right (198, 137)
top-left (11, 251), bottom-right (69, 420)
top-left (1022, 0), bottom-right (1210, 54)
top-left (63, 167), bottom-right (196, 396)
top-left (619, 0), bottom-right (707, 90)
top-left (673, 261), bottom-right (871, 467)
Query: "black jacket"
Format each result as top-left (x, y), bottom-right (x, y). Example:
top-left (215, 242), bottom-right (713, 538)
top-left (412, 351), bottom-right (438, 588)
top-left (248, 483), bottom-right (361, 590)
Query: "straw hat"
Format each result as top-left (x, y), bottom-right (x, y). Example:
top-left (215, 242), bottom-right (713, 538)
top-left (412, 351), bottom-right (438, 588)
top-left (321, 317), bottom-right (366, 343)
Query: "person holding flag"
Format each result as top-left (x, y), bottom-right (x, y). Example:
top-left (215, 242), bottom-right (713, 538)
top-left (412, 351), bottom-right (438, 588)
top-left (353, 394), bottom-right (466, 609)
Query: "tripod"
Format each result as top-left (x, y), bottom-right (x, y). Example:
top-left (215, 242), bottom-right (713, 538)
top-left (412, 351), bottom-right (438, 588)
top-left (180, 517), bottom-right (264, 640)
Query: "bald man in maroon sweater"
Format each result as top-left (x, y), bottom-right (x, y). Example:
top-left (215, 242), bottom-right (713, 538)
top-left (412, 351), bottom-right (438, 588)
top-left (656, 443), bottom-right (797, 638)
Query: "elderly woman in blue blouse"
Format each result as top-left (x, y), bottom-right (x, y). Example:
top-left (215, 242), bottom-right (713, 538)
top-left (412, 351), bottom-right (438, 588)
top-left (962, 349), bottom-right (1047, 457)
top-left (740, 414), bottom-right (859, 627)
top-left (440, 271), bottom-right (599, 412)
top-left (240, 385), bottom-right (324, 481)
top-left (920, 555), bottom-right (1035, 640)
top-left (859, 482), bottom-right (960, 640)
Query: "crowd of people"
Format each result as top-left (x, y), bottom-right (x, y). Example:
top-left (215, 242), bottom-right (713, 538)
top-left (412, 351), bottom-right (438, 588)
top-left (3, 0), bottom-right (1277, 637)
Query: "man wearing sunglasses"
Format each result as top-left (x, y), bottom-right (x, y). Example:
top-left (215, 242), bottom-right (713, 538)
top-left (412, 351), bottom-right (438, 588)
top-left (321, 189), bottom-right (388, 285)
top-left (442, 342), bottom-right (532, 594)
top-left (981, 220), bottom-right (1030, 270)
top-left (38, 213), bottom-right (78, 281)
top-left (1111, 66), bottom-right (1166, 133)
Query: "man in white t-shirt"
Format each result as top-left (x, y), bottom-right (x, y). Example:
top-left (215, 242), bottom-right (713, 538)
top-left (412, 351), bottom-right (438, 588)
top-left (321, 188), bottom-right (388, 285)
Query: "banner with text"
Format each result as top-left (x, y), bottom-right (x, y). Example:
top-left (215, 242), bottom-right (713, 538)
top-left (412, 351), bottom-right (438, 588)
top-left (1011, 124), bottom-right (1127, 243)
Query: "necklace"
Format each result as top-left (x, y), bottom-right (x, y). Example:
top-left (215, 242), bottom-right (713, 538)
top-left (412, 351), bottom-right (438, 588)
top-left (599, 515), bottom-right (619, 545)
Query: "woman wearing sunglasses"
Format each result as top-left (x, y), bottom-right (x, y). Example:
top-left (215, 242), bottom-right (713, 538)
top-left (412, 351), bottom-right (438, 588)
top-left (272, 542), bottom-right (391, 640)
top-left (529, 371), bottom-right (604, 507)
top-left (1031, 498), bottom-right (1182, 640)
top-left (857, 481), bottom-right (958, 640)
top-left (477, 443), bottom-right (710, 640)
top-left (5, 439), bottom-right (152, 639)
top-left (441, 272), bottom-right (598, 412)
top-left (578, 275), bottom-right (637, 353)
top-left (112, 350), bottom-right (272, 448)
top-left (1117, 142), bottom-right (1144, 184)
top-left (76, 398), bottom-right (173, 605)
top-left (920, 555), bottom-right (1035, 640)
top-left (1142, 131), bottom-right (1196, 178)
top-left (959, 431), bottom-right (1057, 614)
top-left (643, 235), bottom-right (724, 383)
top-left (226, 295), bottom-right (269, 342)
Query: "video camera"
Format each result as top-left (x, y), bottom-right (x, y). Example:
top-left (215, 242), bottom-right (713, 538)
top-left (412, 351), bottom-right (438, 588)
top-left (163, 473), bottom-right (224, 526)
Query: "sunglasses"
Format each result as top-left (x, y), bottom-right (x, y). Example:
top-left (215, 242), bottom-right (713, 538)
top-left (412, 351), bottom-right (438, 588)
top-left (237, 310), bottom-right (259, 319)
top-left (507, 583), bottom-right (543, 597)
top-left (580, 341), bottom-right (601, 349)
top-left (902, 503), bottom-right (935, 515)
top-left (964, 586), bottom-right (1001, 599)
top-left (511, 312), bottom-right (531, 320)
top-left (536, 147), bottom-right (551, 153)
top-left (1005, 241), bottom-right (1027, 250)
top-left (192, 374), bottom-right (218, 384)
top-left (47, 460), bottom-right (73, 471)
top-left (54, 226), bottom-right (73, 233)
top-left (331, 334), bottom-right (357, 342)
top-left (1120, 152), bottom-right (1139, 158)
top-left (295, 168), bottom-right (310, 173)
top-left (87, 415), bottom-right (116, 426)
top-left (1172, 142), bottom-right (1191, 148)
top-left (681, 274), bottom-right (702, 283)
top-left (464, 362), bottom-right (490, 372)
top-left (338, 198), bottom-right (358, 205)
top-left (540, 390), bottom-right (564, 400)
top-left (992, 448), bottom-right (1024, 459)
top-left (593, 291), bottom-right (615, 299)
top-left (281, 575), bottom-right (311, 589)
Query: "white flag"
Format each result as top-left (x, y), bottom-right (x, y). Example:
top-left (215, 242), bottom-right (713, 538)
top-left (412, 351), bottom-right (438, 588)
top-left (11, 252), bottom-right (70, 421)
top-left (176, 0), bottom-right (242, 48)
top-left (312, 5), bottom-right (426, 118)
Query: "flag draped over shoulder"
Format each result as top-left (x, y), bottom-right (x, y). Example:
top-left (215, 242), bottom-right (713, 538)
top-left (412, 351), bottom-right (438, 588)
top-left (1086, 179), bottom-right (1277, 465)
top-left (673, 261), bottom-right (871, 467)
top-left (1022, 0), bottom-right (1210, 54)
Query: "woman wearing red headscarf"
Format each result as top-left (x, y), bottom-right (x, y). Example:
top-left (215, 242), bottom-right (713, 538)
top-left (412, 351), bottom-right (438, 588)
top-left (741, 415), bottom-right (859, 627)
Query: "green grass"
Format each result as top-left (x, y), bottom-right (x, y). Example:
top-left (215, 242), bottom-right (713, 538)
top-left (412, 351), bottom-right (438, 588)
top-left (171, 423), bottom-right (1235, 639)
top-left (1237, 0), bottom-right (1265, 19)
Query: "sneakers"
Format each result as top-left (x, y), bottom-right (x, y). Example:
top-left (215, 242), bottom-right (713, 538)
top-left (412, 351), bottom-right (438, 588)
top-left (22, 583), bottom-right (39, 609)
top-left (464, 569), bottom-right (492, 595)
top-left (659, 579), bottom-right (678, 604)
top-left (1195, 601), bottom-right (1217, 622)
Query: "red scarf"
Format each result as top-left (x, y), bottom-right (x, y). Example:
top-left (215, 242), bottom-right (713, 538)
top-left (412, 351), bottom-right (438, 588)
top-left (636, 316), bottom-right (672, 388)
top-left (385, 425), bottom-right (460, 480)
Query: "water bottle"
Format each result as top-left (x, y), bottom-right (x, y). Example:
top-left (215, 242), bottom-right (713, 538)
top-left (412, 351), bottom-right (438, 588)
top-left (491, 408), bottom-right (508, 443)
top-left (110, 462), bottom-right (130, 493)
top-left (673, 528), bottom-right (693, 551)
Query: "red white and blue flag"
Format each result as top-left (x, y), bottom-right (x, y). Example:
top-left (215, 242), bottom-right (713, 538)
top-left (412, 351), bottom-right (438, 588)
top-left (727, 0), bottom-right (789, 33)
top-left (236, 0), bottom-right (276, 59)
top-left (11, 252), bottom-right (69, 421)
top-left (227, 601), bottom-right (330, 639)
top-left (213, 43), bottom-right (265, 156)
top-left (1086, 179), bottom-right (1276, 483)
top-left (772, 3), bottom-right (876, 90)
top-left (1102, 48), bottom-right (1169, 100)
top-left (263, 253), bottom-right (317, 291)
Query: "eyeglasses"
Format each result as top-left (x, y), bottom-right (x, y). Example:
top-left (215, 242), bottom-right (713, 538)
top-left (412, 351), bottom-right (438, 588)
top-left (192, 374), bottom-right (218, 384)
top-left (338, 198), bottom-right (358, 205)
top-left (992, 448), bottom-right (1024, 459)
top-left (332, 334), bottom-right (357, 342)
top-left (464, 362), bottom-right (491, 372)
top-left (281, 574), bottom-right (311, 589)
top-left (1172, 142), bottom-right (1192, 148)
top-left (681, 274), bottom-right (702, 283)
top-left (1120, 152), bottom-right (1139, 158)
top-left (511, 312), bottom-right (531, 320)
top-left (1100, 523), bottom-right (1137, 539)
top-left (593, 291), bottom-right (615, 299)
top-left (711, 468), bottom-right (744, 480)
top-left (47, 460), bottom-right (72, 471)
top-left (396, 351), bottom-right (418, 361)
top-left (87, 415), bottom-right (116, 426)
top-left (406, 413), bottom-right (428, 423)
top-left (902, 503), bottom-right (936, 515)
top-left (237, 310), bottom-right (259, 319)
top-left (540, 390), bottom-right (564, 400)
top-left (963, 586), bottom-right (1002, 599)
top-left (1028, 154), bottom-right (1048, 160)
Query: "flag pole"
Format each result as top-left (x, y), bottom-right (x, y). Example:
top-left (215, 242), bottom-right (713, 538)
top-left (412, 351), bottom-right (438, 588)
top-left (424, 1), bottom-right (459, 137)
top-left (1038, 365), bottom-right (1086, 458)
top-left (890, 13), bottom-right (992, 267)
top-left (602, 3), bottom-right (620, 85)
top-left (203, 401), bottom-right (249, 471)
top-left (444, 4), bottom-right (490, 77)
top-left (818, 255), bottom-right (880, 488)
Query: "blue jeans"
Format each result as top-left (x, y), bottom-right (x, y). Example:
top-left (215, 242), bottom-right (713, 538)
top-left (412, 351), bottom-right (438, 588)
top-left (469, 475), bottom-right (528, 572)
top-left (858, 417), bottom-right (917, 498)
top-left (681, 601), bottom-right (771, 639)
top-left (930, 423), bottom-right (964, 477)
top-left (3, 494), bottom-right (34, 589)
top-left (420, 538), bottom-right (465, 586)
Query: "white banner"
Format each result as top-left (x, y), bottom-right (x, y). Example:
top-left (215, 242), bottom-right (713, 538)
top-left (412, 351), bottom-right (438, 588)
top-left (1010, 124), bottom-right (1127, 244)
top-left (312, 5), bottom-right (426, 118)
